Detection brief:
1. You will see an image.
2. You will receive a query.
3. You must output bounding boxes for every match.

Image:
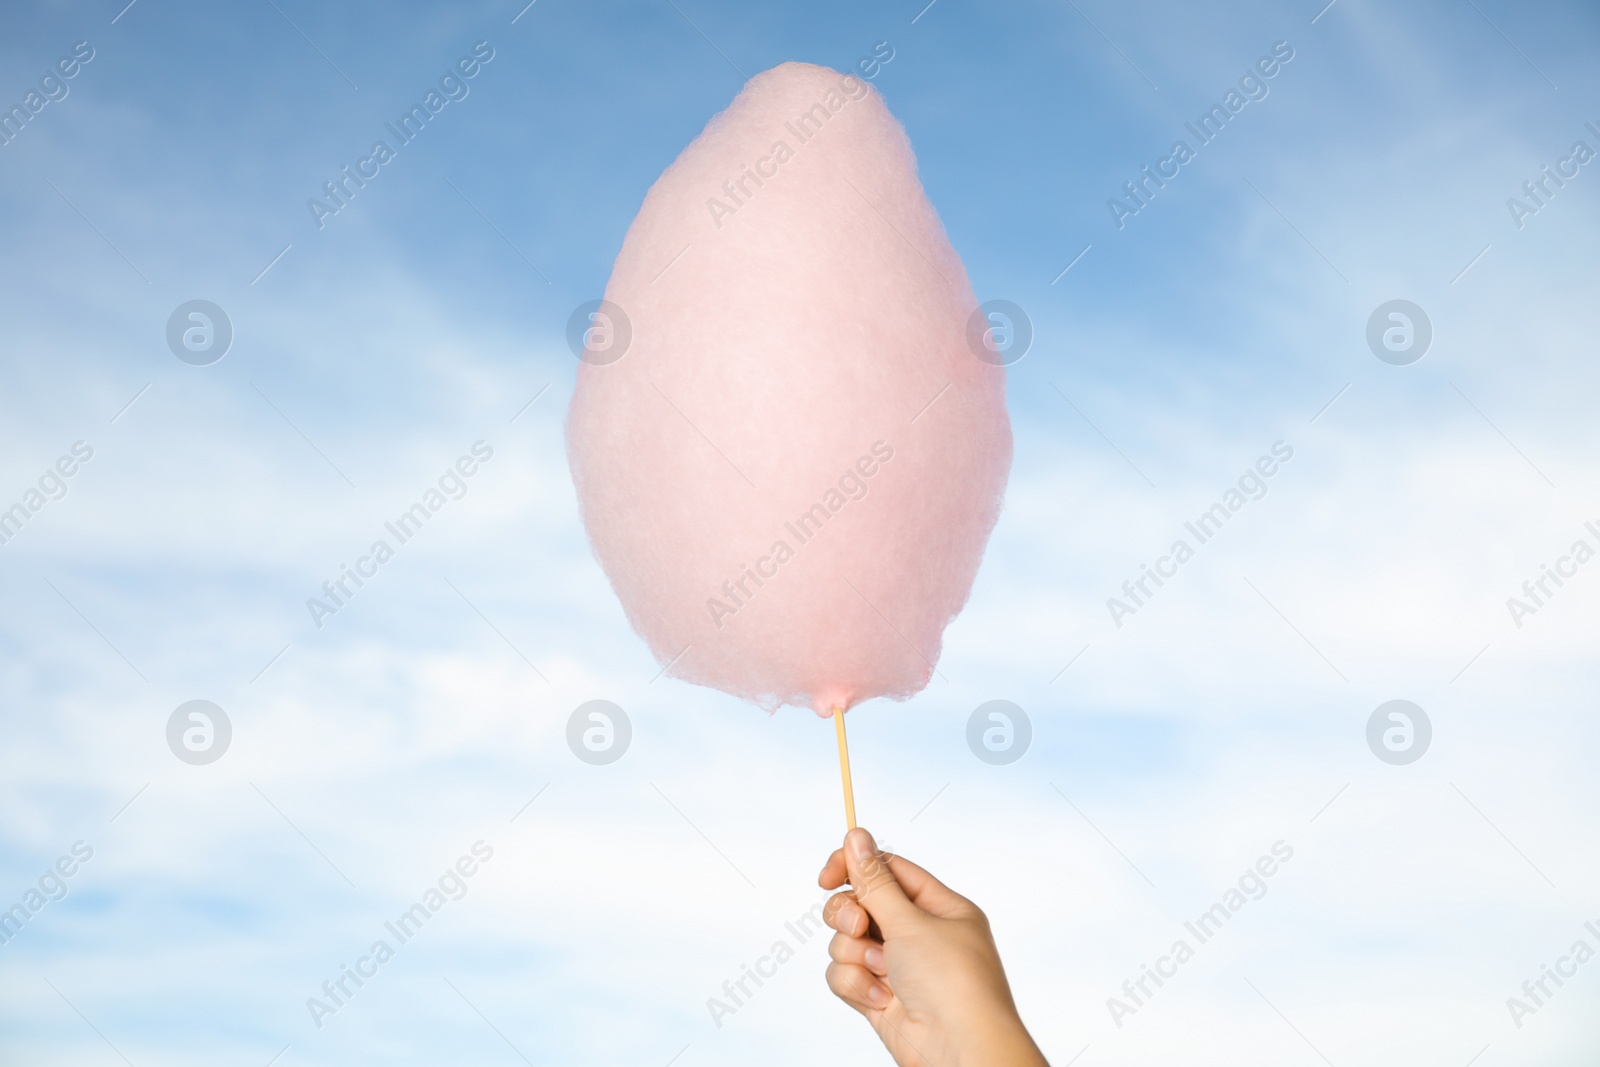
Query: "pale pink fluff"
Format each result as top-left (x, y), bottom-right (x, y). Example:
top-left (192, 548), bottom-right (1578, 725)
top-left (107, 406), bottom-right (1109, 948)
top-left (567, 62), bottom-right (1011, 716)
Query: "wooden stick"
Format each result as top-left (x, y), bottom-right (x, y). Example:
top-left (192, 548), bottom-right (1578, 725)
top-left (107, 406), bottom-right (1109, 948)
top-left (833, 705), bottom-right (857, 830)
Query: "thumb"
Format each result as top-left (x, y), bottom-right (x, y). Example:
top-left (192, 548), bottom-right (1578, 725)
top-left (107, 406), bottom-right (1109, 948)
top-left (843, 827), bottom-right (921, 937)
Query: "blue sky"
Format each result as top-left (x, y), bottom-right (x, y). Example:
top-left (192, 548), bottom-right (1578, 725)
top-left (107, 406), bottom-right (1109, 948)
top-left (2, 0), bottom-right (1599, 1064)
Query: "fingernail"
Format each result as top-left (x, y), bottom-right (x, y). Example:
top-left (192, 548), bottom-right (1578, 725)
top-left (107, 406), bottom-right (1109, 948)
top-left (840, 903), bottom-right (862, 932)
top-left (867, 982), bottom-right (890, 1007)
top-left (864, 945), bottom-right (884, 971)
top-left (848, 828), bottom-right (875, 862)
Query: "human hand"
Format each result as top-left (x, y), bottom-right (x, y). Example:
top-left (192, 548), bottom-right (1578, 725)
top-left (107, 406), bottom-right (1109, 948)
top-left (818, 827), bottom-right (1048, 1067)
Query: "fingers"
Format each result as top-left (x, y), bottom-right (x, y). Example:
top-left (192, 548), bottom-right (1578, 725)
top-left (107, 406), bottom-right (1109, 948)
top-left (824, 891), bottom-right (869, 938)
top-left (826, 961), bottom-right (892, 1015)
top-left (819, 835), bottom-right (970, 917)
top-left (818, 846), bottom-right (848, 889)
top-left (828, 931), bottom-right (888, 975)
top-left (881, 853), bottom-right (969, 918)
top-left (842, 827), bottom-right (921, 937)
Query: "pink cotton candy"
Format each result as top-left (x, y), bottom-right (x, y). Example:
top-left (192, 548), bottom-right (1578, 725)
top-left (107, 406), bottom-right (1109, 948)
top-left (566, 61), bottom-right (1011, 716)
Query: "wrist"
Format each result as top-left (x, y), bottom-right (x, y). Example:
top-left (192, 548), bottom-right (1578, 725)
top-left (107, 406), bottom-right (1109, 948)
top-left (949, 1010), bottom-right (1047, 1067)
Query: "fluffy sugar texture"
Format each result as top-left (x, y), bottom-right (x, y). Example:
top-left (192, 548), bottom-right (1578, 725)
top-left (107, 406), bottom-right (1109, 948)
top-left (566, 62), bottom-right (1011, 716)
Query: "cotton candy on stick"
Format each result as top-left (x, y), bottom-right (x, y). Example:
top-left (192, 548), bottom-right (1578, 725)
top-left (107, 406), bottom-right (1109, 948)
top-left (566, 62), bottom-right (1011, 826)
